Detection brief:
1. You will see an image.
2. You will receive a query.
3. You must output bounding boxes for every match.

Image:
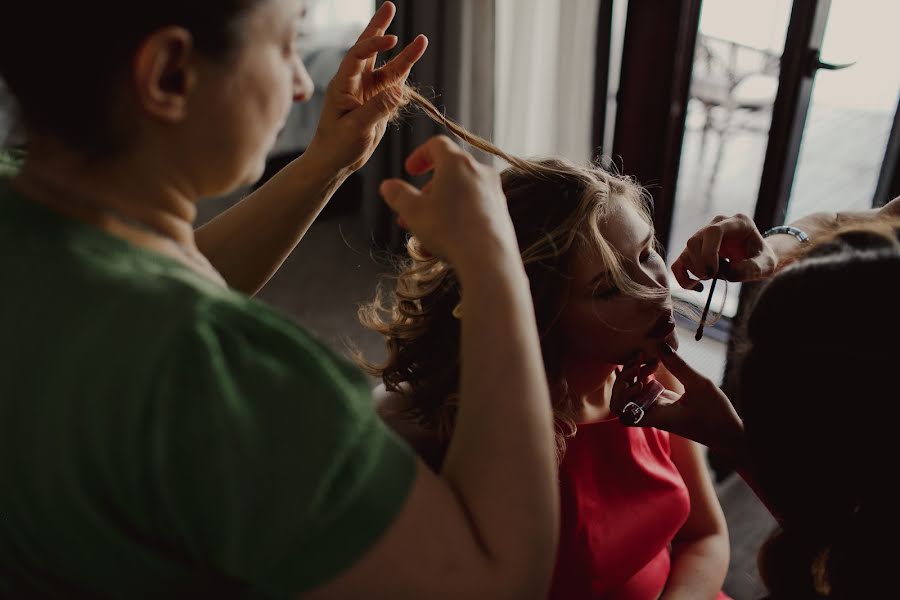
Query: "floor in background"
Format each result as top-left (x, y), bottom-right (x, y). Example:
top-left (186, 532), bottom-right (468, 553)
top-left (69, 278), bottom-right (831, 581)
top-left (719, 474), bottom-right (777, 599)
top-left (199, 197), bottom-right (775, 599)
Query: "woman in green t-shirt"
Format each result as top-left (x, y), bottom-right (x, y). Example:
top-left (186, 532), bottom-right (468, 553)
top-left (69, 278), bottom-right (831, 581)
top-left (0, 2), bottom-right (559, 597)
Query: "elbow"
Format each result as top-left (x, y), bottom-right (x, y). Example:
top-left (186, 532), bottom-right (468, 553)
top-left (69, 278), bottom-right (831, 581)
top-left (672, 527), bottom-right (730, 561)
top-left (478, 529), bottom-right (559, 600)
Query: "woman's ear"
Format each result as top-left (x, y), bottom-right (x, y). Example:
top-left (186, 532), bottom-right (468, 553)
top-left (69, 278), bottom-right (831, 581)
top-left (132, 26), bottom-right (197, 123)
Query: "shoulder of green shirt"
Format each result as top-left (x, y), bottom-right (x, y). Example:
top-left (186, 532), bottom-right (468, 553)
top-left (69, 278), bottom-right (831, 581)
top-left (145, 267), bottom-right (417, 594)
top-left (193, 285), bottom-right (374, 394)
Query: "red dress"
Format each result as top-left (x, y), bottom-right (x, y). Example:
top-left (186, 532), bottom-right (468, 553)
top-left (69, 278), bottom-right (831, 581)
top-left (549, 419), bottom-right (730, 599)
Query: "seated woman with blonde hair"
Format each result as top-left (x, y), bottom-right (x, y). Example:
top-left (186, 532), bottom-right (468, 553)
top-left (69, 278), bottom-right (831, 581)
top-left (358, 98), bottom-right (733, 598)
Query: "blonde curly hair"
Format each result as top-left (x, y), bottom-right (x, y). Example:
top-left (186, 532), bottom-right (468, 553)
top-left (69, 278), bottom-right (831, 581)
top-left (357, 88), bottom-right (668, 462)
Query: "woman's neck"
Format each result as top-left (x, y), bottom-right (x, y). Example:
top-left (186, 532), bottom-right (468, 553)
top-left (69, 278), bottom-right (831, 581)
top-left (10, 138), bottom-right (222, 281)
top-left (563, 358), bottom-right (619, 422)
top-left (15, 139), bottom-right (197, 246)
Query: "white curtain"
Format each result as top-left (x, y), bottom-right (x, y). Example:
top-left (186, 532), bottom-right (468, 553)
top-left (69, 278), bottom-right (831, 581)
top-left (494, 0), bottom-right (601, 163)
top-left (454, 0), bottom-right (496, 158)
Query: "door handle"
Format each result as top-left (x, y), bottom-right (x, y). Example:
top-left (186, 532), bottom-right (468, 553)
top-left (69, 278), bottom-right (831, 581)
top-left (806, 48), bottom-right (856, 75)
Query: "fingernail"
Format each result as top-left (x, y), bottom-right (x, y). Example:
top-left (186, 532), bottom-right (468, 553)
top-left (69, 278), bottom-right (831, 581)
top-left (660, 342), bottom-right (675, 355)
top-left (693, 282), bottom-right (704, 292)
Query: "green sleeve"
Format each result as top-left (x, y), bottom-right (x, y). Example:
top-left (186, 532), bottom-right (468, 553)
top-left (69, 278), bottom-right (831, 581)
top-left (150, 300), bottom-right (416, 595)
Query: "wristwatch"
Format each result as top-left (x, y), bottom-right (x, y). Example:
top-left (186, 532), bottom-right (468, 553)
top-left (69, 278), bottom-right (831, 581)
top-left (762, 225), bottom-right (809, 244)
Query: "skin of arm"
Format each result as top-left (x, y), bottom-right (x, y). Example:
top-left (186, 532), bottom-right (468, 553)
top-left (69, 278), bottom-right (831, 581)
top-left (194, 150), bottom-right (349, 295)
top-left (664, 436), bottom-right (730, 600)
top-left (305, 136), bottom-right (559, 598)
top-left (768, 195), bottom-right (900, 269)
top-left (654, 369), bottom-right (730, 600)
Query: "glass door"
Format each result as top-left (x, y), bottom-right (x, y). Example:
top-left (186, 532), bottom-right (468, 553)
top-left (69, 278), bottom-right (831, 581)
top-left (786, 0), bottom-right (900, 221)
top-left (669, 0), bottom-right (794, 322)
top-left (664, 0), bottom-right (900, 383)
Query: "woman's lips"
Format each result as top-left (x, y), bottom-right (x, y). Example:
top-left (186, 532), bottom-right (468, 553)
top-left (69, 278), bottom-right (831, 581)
top-left (647, 312), bottom-right (676, 339)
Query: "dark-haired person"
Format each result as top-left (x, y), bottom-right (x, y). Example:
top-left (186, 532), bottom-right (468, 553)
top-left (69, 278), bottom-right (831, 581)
top-left (615, 199), bottom-right (900, 599)
top-left (0, 2), bottom-right (559, 597)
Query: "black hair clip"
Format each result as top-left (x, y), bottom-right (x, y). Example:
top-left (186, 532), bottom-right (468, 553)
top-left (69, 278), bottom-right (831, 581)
top-left (695, 258), bottom-right (729, 341)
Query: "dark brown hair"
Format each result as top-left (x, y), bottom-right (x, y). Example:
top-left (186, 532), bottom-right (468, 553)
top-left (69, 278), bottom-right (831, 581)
top-left (0, 1), bottom-right (259, 156)
top-left (739, 219), bottom-right (900, 599)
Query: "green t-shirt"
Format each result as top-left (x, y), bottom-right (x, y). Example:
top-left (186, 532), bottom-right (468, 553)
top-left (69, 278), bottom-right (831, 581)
top-left (0, 178), bottom-right (415, 598)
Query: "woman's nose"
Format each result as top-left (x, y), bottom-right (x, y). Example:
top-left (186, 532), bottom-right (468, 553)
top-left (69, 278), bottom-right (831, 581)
top-left (292, 55), bottom-right (314, 102)
top-left (632, 266), bottom-right (671, 309)
top-left (632, 264), bottom-right (669, 291)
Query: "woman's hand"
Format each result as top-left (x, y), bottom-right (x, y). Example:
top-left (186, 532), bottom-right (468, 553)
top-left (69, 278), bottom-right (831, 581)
top-left (611, 344), bottom-right (745, 455)
top-left (673, 200), bottom-right (900, 292)
top-left (671, 213), bottom-right (777, 291)
top-left (378, 136), bottom-right (516, 274)
top-left (305, 2), bottom-right (428, 176)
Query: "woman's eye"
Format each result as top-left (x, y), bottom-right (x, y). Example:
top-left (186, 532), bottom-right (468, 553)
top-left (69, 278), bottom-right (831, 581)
top-left (593, 286), bottom-right (620, 300)
top-left (640, 248), bottom-right (658, 263)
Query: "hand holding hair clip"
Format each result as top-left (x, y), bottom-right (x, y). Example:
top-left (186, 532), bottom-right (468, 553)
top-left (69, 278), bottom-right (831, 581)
top-left (695, 257), bottom-right (729, 341)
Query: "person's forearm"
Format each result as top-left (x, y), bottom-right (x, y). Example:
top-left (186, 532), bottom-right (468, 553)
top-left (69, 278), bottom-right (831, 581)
top-left (662, 534), bottom-right (729, 600)
top-left (194, 151), bottom-right (350, 295)
top-left (771, 197), bottom-right (900, 269)
top-left (440, 250), bottom-right (559, 595)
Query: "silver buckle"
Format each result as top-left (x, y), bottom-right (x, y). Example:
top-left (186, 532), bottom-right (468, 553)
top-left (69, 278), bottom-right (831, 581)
top-left (621, 401), bottom-right (645, 425)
